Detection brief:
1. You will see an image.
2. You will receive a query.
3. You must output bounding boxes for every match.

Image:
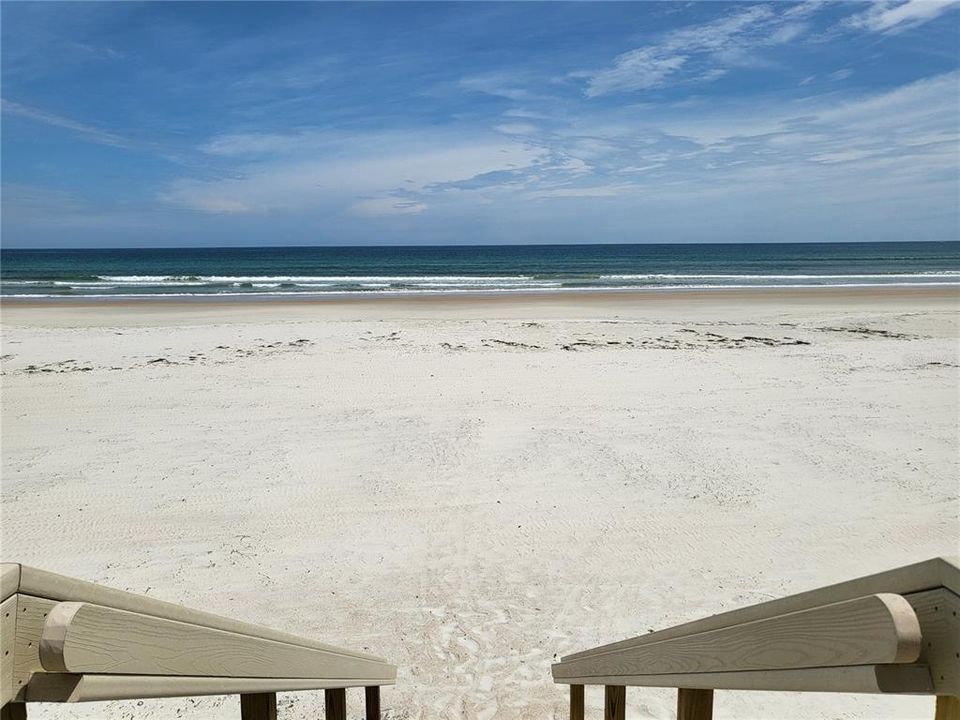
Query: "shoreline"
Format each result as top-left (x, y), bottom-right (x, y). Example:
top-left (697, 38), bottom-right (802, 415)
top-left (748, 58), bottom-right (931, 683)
top-left (4, 284), bottom-right (957, 328)
top-left (3, 283), bottom-right (958, 308)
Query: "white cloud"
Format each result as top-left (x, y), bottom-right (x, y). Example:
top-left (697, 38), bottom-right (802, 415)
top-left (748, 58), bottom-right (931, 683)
top-left (527, 185), bottom-right (627, 199)
top-left (162, 71), bottom-right (958, 233)
top-left (181, 196), bottom-right (254, 214)
top-left (510, 70), bottom-right (959, 211)
top-left (846, 0), bottom-right (960, 33)
top-left (351, 197), bottom-right (428, 216)
top-left (619, 163), bottom-right (666, 174)
top-left (164, 132), bottom-right (547, 214)
top-left (202, 133), bottom-right (312, 156)
top-left (584, 53), bottom-right (687, 97)
top-left (494, 122), bottom-right (538, 135)
top-left (459, 74), bottom-right (536, 101)
top-left (1, 99), bottom-right (132, 148)
top-left (579, 4), bottom-right (816, 97)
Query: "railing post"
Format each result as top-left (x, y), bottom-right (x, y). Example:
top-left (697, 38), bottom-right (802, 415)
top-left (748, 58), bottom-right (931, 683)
top-left (325, 688), bottom-right (346, 720)
top-left (604, 685), bottom-right (625, 720)
top-left (677, 688), bottom-right (713, 720)
top-left (935, 696), bottom-right (960, 720)
top-left (569, 684), bottom-right (584, 720)
top-left (364, 686), bottom-right (381, 720)
top-left (1, 704), bottom-right (27, 720)
top-left (240, 693), bottom-right (277, 720)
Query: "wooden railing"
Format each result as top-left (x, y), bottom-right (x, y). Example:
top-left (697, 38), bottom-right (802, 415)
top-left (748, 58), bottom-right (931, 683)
top-left (551, 556), bottom-right (960, 719)
top-left (0, 563), bottom-right (396, 719)
top-left (6, 557), bottom-right (958, 719)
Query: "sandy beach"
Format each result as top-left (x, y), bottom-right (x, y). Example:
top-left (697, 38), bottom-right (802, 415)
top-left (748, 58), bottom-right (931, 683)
top-left (1, 287), bottom-right (958, 720)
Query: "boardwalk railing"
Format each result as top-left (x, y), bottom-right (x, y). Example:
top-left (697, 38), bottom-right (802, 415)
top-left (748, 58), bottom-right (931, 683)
top-left (552, 556), bottom-right (960, 719)
top-left (0, 563), bottom-right (396, 720)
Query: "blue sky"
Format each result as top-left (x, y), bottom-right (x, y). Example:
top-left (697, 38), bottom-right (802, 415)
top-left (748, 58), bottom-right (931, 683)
top-left (2, 1), bottom-right (958, 247)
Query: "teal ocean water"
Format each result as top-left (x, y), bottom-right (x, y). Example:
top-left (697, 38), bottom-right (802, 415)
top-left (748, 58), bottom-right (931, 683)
top-left (2, 242), bottom-right (958, 298)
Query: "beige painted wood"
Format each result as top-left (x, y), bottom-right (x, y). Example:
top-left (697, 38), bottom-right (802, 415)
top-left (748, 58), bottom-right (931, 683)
top-left (325, 687), bottom-right (346, 720)
top-left (603, 685), bottom-right (625, 720)
top-left (11, 596), bottom-right (57, 703)
top-left (935, 696), bottom-right (960, 720)
top-left (15, 565), bottom-right (384, 663)
top-left (25, 674), bottom-right (392, 703)
top-left (0, 566), bottom-right (20, 603)
top-left (554, 594), bottom-right (920, 680)
top-left (240, 692), bottom-right (277, 720)
top-left (677, 688), bottom-right (713, 720)
top-left (904, 588), bottom-right (960, 696)
top-left (553, 663), bottom-right (934, 694)
top-left (0, 703), bottom-right (26, 720)
top-left (565, 556), bottom-right (959, 662)
top-left (39, 601), bottom-right (395, 682)
top-left (1, 596), bottom-right (17, 706)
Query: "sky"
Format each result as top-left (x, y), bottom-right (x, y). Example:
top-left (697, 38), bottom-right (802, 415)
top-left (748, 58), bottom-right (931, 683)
top-left (1, 1), bottom-right (959, 248)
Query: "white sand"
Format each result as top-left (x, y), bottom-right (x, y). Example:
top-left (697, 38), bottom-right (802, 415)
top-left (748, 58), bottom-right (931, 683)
top-left (1, 288), bottom-right (958, 720)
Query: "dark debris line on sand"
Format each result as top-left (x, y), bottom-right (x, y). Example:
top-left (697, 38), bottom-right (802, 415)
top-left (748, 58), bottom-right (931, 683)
top-left (815, 326), bottom-right (916, 339)
top-left (5, 338), bottom-right (316, 377)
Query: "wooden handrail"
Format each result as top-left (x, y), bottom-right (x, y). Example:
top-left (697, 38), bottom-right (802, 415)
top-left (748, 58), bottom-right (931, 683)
top-left (1, 563), bottom-right (395, 720)
top-left (563, 556), bottom-right (959, 663)
top-left (39, 601), bottom-right (395, 681)
top-left (552, 557), bottom-right (960, 719)
top-left (554, 593), bottom-right (921, 679)
top-left (4, 564), bottom-right (383, 662)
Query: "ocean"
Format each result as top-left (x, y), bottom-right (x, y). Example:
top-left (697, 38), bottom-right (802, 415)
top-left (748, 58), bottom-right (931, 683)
top-left (2, 242), bottom-right (958, 299)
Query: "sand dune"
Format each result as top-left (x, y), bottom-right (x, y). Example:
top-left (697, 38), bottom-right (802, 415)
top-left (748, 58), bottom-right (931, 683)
top-left (1, 288), bottom-right (957, 719)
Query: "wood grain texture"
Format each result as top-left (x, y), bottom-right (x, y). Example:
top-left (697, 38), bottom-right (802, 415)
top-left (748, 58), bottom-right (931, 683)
top-left (25, 674), bottom-right (392, 703)
top-left (16, 565), bottom-right (385, 663)
top-left (39, 602), bottom-right (396, 682)
top-left (1, 597), bottom-right (16, 706)
top-left (677, 688), bottom-right (713, 720)
top-left (564, 556), bottom-right (959, 663)
top-left (364, 686), bottom-right (381, 720)
top-left (12, 596), bottom-right (57, 703)
top-left (325, 688), bottom-right (346, 720)
top-left (935, 696), bottom-right (960, 720)
top-left (240, 693), bottom-right (277, 720)
top-left (552, 663), bottom-right (934, 694)
top-left (604, 685), bottom-right (625, 720)
top-left (0, 567), bottom-right (19, 604)
top-left (569, 684), bottom-right (584, 720)
top-left (554, 594), bottom-right (920, 679)
top-left (0, 703), bottom-right (26, 720)
top-left (905, 588), bottom-right (960, 697)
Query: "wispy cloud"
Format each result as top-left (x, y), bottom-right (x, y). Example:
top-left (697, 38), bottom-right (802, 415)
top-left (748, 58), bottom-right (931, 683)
top-left (71, 42), bottom-right (123, 60)
top-left (458, 73), bottom-right (546, 101)
top-left (3, 1), bottom-right (957, 245)
top-left (494, 122), bottom-right (538, 136)
top-left (1, 183), bottom-right (160, 232)
top-left (164, 132), bottom-right (547, 215)
top-left (527, 185), bottom-right (627, 199)
top-left (202, 132), bottom-right (314, 156)
top-left (1, 99), bottom-right (133, 148)
top-left (845, 0), bottom-right (960, 34)
top-left (578, 4), bottom-right (816, 97)
top-left (167, 69), bottom-right (958, 221)
top-left (351, 197), bottom-right (427, 216)
top-left (1, 99), bottom-right (213, 171)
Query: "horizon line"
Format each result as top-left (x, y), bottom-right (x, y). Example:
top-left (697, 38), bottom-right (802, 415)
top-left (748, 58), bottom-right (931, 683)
top-left (3, 239), bottom-right (959, 252)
